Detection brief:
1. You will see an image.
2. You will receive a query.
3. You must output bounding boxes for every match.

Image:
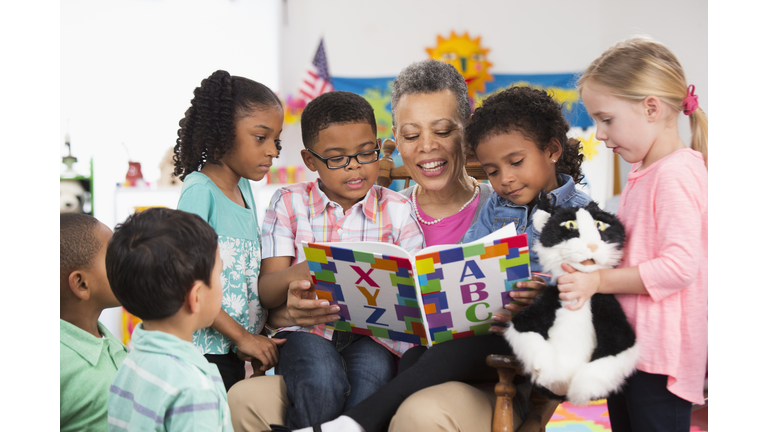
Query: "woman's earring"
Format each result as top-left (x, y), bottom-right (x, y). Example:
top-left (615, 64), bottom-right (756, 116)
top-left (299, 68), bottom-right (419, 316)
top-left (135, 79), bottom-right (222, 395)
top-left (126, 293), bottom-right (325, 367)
top-left (552, 159), bottom-right (557, 163)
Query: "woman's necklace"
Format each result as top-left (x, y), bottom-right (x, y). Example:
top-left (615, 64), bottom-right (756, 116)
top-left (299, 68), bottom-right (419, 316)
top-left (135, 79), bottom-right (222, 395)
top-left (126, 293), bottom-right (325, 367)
top-left (411, 177), bottom-right (479, 226)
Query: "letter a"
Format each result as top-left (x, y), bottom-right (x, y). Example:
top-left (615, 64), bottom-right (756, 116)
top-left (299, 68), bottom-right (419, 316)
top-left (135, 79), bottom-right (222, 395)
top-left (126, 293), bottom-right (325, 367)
top-left (459, 260), bottom-right (486, 282)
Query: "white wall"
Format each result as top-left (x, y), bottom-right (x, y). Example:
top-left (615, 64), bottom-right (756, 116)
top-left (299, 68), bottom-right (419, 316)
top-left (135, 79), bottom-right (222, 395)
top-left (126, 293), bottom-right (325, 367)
top-left (61, 0), bottom-right (281, 229)
top-left (61, 0), bottom-right (281, 337)
top-left (278, 0), bottom-right (706, 108)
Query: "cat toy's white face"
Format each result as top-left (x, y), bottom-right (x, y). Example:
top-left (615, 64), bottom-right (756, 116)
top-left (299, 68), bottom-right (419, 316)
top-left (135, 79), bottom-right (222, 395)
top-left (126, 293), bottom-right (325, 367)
top-left (532, 203), bottom-right (625, 281)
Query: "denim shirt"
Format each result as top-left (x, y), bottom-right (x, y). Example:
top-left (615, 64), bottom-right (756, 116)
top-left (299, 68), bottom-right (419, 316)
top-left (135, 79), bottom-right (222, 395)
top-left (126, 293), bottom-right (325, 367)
top-left (464, 174), bottom-right (592, 281)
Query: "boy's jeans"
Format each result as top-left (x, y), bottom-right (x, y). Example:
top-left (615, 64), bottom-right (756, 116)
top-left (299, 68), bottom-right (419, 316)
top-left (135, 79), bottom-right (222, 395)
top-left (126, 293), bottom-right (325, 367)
top-left (274, 330), bottom-right (396, 428)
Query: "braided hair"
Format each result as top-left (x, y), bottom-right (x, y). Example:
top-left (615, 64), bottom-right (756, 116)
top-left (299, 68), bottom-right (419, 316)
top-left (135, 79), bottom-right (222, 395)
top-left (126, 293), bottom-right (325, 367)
top-left (173, 70), bottom-right (282, 181)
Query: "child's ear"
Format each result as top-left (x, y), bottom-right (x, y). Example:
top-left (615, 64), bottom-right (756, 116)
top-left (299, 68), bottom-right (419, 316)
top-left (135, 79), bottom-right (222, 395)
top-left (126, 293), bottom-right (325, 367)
top-left (643, 96), bottom-right (662, 122)
top-left (301, 149), bottom-right (318, 172)
top-left (547, 138), bottom-right (563, 161)
top-left (68, 270), bottom-right (90, 301)
top-left (186, 281), bottom-right (204, 315)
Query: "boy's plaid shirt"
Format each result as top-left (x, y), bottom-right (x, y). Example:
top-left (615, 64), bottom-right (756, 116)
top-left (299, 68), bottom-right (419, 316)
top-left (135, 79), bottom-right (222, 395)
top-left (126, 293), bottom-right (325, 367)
top-left (261, 180), bottom-right (425, 355)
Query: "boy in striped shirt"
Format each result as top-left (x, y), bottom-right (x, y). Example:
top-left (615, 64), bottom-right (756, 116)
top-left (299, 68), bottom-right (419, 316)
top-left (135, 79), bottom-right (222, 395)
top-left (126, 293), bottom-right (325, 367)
top-left (106, 208), bottom-right (233, 431)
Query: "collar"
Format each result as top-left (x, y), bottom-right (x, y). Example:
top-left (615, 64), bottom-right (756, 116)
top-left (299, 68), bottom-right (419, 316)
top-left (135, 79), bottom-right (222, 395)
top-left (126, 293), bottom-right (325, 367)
top-left (307, 179), bottom-right (379, 223)
top-left (500, 173), bottom-right (577, 209)
top-left (60, 319), bottom-right (126, 367)
top-left (129, 323), bottom-right (212, 373)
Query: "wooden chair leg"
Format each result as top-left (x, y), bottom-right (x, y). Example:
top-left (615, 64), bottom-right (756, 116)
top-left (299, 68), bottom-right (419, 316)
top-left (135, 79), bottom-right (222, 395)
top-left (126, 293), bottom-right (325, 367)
top-left (487, 355), bottom-right (522, 432)
top-left (517, 389), bottom-right (560, 432)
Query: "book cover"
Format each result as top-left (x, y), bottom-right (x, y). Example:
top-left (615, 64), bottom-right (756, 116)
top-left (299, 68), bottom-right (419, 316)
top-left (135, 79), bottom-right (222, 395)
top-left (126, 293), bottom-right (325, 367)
top-left (301, 224), bottom-right (531, 346)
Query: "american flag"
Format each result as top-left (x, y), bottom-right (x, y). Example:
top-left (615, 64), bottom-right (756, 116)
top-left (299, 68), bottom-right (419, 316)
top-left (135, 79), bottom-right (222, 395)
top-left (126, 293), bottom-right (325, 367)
top-left (298, 38), bottom-right (333, 102)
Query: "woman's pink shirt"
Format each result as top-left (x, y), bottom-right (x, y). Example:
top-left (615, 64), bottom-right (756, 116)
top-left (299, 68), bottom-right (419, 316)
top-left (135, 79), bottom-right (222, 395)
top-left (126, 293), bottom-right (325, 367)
top-left (416, 193), bottom-right (481, 247)
top-left (616, 148), bottom-right (707, 404)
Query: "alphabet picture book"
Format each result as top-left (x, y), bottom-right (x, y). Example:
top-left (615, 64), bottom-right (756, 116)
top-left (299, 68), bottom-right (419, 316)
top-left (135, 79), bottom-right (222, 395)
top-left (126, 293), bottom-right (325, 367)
top-left (301, 223), bottom-right (531, 346)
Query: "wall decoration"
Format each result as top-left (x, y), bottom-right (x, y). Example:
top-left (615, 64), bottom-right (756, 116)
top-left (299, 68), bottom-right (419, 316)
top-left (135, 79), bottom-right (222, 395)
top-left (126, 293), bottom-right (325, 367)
top-left (282, 38), bottom-right (334, 125)
top-left (579, 132), bottom-right (601, 162)
top-left (333, 73), bottom-right (592, 135)
top-left (427, 31), bottom-right (493, 100)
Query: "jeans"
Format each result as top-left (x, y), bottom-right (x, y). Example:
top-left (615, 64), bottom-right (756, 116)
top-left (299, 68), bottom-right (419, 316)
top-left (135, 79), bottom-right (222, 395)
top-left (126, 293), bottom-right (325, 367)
top-left (274, 330), bottom-right (396, 428)
top-left (607, 370), bottom-right (692, 432)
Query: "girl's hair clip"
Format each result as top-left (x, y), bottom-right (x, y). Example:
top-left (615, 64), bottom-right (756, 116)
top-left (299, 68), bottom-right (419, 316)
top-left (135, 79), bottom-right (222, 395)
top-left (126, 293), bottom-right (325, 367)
top-left (682, 85), bottom-right (699, 115)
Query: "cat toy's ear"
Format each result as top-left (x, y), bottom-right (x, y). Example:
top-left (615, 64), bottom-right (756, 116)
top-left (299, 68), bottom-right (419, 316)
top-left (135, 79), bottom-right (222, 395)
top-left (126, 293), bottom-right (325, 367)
top-left (533, 190), bottom-right (552, 231)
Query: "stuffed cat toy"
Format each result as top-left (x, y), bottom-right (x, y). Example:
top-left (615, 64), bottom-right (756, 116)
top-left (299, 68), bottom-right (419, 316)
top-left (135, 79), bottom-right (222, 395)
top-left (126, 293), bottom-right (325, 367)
top-left (504, 192), bottom-right (640, 406)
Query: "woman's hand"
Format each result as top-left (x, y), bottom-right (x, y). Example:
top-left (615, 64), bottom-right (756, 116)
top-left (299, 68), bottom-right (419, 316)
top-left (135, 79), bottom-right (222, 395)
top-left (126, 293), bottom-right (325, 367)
top-left (234, 334), bottom-right (286, 373)
top-left (489, 275), bottom-right (546, 333)
top-left (557, 263), bottom-right (600, 311)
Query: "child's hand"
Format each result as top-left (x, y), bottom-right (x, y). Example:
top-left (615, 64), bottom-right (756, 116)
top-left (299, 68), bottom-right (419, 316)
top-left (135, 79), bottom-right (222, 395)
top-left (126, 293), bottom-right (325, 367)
top-left (557, 264), bottom-right (600, 311)
top-left (489, 276), bottom-right (547, 333)
top-left (234, 334), bottom-right (287, 372)
top-left (286, 280), bottom-right (341, 327)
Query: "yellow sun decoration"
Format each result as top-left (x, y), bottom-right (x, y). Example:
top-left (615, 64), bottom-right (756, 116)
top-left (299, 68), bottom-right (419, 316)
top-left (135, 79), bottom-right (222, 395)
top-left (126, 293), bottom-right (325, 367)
top-left (427, 31), bottom-right (493, 99)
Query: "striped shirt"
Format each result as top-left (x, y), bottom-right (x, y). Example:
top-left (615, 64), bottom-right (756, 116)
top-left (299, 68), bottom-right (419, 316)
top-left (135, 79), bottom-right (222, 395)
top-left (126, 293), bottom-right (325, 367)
top-left (107, 324), bottom-right (233, 432)
top-left (262, 179), bottom-right (425, 355)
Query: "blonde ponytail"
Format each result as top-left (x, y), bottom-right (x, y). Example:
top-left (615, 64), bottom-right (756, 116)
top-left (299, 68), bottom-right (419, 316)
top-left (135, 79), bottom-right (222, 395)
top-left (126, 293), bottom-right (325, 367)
top-left (689, 108), bottom-right (708, 168)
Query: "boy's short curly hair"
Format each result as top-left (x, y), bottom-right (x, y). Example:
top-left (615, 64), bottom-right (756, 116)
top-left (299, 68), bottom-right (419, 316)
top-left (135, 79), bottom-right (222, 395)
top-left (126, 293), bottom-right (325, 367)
top-left (300, 91), bottom-right (377, 149)
top-left (173, 70), bottom-right (283, 181)
top-left (106, 208), bottom-right (219, 321)
top-left (466, 86), bottom-right (585, 185)
top-left (60, 213), bottom-right (102, 287)
top-left (390, 59), bottom-right (471, 127)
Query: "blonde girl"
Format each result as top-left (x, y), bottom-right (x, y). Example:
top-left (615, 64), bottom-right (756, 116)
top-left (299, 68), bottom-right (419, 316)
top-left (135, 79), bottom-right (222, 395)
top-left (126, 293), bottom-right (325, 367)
top-left (562, 36), bottom-right (707, 431)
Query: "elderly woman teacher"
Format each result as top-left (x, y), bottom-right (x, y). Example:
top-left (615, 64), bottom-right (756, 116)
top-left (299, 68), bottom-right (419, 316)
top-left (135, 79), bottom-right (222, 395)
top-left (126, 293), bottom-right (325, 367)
top-left (272, 60), bottom-right (546, 432)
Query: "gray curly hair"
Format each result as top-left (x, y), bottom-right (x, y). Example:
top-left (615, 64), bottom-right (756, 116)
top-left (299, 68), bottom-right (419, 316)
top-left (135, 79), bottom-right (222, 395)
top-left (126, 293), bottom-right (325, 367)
top-left (390, 59), bottom-right (471, 127)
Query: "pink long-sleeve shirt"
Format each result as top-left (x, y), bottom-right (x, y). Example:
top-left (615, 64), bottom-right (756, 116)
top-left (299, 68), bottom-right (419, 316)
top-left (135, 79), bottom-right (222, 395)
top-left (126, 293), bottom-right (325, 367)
top-left (616, 148), bottom-right (707, 404)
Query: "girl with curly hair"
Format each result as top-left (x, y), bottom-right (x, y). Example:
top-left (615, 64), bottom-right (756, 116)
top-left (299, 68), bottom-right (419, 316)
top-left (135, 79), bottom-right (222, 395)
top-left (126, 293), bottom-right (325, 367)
top-left (174, 70), bottom-right (287, 392)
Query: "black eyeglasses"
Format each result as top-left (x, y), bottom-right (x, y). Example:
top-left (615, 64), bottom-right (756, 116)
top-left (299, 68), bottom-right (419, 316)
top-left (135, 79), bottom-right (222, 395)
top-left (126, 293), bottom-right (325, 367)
top-left (306, 145), bottom-right (381, 169)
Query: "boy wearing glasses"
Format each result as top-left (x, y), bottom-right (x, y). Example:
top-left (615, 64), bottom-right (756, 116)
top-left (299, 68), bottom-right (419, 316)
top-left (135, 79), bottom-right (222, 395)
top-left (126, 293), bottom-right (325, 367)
top-left (249, 91), bottom-right (424, 429)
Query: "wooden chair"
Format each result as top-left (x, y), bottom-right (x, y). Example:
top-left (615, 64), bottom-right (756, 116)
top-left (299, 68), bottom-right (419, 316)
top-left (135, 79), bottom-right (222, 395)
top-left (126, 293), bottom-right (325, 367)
top-left (376, 138), bottom-right (559, 432)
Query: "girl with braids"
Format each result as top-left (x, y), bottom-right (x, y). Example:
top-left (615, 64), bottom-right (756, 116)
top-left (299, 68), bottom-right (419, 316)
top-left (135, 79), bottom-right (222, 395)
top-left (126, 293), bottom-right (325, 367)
top-left (300, 86), bottom-right (591, 432)
top-left (174, 70), bottom-right (288, 392)
top-left (563, 36), bottom-right (707, 432)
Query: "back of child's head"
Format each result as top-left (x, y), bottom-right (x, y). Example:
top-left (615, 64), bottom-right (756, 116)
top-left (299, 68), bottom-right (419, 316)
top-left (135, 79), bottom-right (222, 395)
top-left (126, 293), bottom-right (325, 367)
top-left (577, 36), bottom-right (707, 166)
top-left (466, 86), bottom-right (585, 185)
top-left (106, 208), bottom-right (219, 321)
top-left (173, 70), bottom-right (283, 181)
top-left (300, 91), bottom-right (377, 149)
top-left (60, 213), bottom-right (103, 290)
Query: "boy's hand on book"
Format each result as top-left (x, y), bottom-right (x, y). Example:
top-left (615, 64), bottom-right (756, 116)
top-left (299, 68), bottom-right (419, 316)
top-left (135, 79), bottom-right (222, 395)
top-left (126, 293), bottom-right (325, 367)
top-left (287, 280), bottom-right (341, 326)
top-left (557, 264), bottom-right (600, 311)
top-left (235, 334), bottom-right (287, 372)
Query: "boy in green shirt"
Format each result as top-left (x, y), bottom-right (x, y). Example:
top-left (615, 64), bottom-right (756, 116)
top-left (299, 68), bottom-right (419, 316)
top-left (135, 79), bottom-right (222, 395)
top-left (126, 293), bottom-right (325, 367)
top-left (106, 208), bottom-right (232, 431)
top-left (60, 213), bottom-right (127, 432)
